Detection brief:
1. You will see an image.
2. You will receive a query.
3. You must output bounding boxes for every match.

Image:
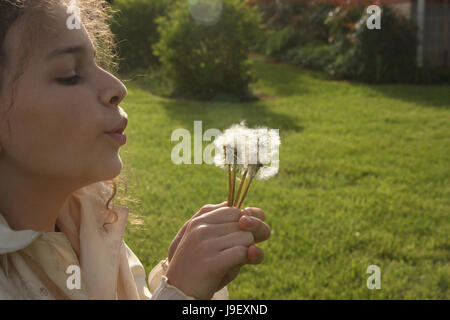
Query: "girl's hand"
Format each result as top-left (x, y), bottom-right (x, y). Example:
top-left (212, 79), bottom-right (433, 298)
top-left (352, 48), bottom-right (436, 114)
top-left (168, 202), bottom-right (229, 263)
top-left (165, 206), bottom-right (270, 300)
top-left (168, 202), bottom-right (270, 264)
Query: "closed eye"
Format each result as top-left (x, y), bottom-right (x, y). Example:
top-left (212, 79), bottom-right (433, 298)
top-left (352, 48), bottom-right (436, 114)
top-left (57, 75), bottom-right (81, 85)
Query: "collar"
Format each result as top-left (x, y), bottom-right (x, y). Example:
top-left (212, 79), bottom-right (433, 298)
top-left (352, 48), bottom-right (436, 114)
top-left (0, 214), bottom-right (43, 276)
top-left (0, 181), bottom-right (129, 299)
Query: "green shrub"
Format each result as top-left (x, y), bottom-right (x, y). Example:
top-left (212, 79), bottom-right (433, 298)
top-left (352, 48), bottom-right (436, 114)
top-left (247, 0), bottom-right (309, 30)
top-left (251, 1), bottom-right (446, 84)
top-left (153, 0), bottom-right (262, 101)
top-left (324, 4), bottom-right (366, 50)
top-left (286, 43), bottom-right (339, 70)
top-left (329, 6), bottom-right (418, 83)
top-left (258, 26), bottom-right (298, 59)
top-left (296, 1), bottom-right (335, 44)
top-left (110, 0), bottom-right (176, 72)
top-left (252, 1), bottom-right (334, 59)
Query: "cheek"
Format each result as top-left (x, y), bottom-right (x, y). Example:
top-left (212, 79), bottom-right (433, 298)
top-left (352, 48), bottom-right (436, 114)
top-left (6, 86), bottom-right (101, 175)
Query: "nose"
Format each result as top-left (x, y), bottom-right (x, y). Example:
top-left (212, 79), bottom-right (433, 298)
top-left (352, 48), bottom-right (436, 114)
top-left (100, 72), bottom-right (127, 108)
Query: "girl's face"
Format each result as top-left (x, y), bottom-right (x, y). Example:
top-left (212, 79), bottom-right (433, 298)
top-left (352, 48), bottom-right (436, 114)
top-left (0, 3), bottom-right (128, 189)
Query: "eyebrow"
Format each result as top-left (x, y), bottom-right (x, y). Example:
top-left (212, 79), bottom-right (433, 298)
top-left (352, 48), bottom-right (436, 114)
top-left (45, 45), bottom-right (97, 61)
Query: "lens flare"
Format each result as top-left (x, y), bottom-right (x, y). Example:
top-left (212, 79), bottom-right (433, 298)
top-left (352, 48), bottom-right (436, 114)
top-left (188, 0), bottom-right (223, 26)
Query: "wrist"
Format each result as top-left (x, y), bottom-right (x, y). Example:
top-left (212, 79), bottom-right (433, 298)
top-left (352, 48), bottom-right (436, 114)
top-left (165, 268), bottom-right (187, 295)
top-left (165, 270), bottom-right (208, 300)
top-left (162, 275), bottom-right (196, 300)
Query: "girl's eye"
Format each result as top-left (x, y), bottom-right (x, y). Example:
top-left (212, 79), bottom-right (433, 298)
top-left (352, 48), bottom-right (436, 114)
top-left (57, 75), bottom-right (81, 85)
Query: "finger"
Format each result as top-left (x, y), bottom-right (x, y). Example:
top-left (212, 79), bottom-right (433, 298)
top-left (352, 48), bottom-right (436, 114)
top-left (193, 206), bottom-right (243, 224)
top-left (207, 222), bottom-right (241, 237)
top-left (216, 245), bottom-right (248, 272)
top-left (242, 207), bottom-right (265, 222)
top-left (169, 201), bottom-right (228, 262)
top-left (238, 215), bottom-right (271, 243)
top-left (211, 231), bottom-right (254, 251)
top-left (180, 201), bottom-right (229, 236)
top-left (247, 245), bottom-right (264, 265)
top-left (196, 201), bottom-right (229, 218)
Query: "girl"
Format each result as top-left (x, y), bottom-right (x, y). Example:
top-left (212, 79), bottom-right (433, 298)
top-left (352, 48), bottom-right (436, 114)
top-left (0, 0), bottom-right (271, 300)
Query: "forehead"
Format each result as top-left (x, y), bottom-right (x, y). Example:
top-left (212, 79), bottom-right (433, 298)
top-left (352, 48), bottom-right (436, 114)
top-left (4, 2), bottom-right (94, 69)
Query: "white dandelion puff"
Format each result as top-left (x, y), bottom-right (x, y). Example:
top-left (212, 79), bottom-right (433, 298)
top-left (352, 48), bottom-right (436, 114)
top-left (253, 128), bottom-right (280, 180)
top-left (236, 128), bottom-right (280, 209)
top-left (214, 121), bottom-right (251, 206)
top-left (214, 121), bottom-right (281, 208)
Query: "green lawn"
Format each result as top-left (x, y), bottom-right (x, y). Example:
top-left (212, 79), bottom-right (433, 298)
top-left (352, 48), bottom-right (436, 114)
top-left (118, 54), bottom-right (449, 299)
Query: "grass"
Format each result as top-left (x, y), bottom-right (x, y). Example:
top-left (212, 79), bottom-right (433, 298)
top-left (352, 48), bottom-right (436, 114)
top-left (117, 53), bottom-right (449, 299)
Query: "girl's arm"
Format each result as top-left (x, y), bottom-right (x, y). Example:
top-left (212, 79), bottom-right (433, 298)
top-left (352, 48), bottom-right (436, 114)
top-left (121, 241), bottom-right (228, 300)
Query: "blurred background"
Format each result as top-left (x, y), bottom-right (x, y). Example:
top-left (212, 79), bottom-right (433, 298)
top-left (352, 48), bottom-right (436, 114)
top-left (105, 0), bottom-right (449, 299)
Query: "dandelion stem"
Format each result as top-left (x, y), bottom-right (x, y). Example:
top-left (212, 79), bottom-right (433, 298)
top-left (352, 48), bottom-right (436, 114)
top-left (230, 164), bottom-right (237, 207)
top-left (227, 164), bottom-right (232, 206)
top-left (238, 176), bottom-right (253, 209)
top-left (233, 168), bottom-right (248, 207)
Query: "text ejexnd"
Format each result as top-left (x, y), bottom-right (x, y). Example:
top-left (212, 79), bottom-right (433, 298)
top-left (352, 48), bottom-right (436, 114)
top-left (182, 304), bottom-right (268, 317)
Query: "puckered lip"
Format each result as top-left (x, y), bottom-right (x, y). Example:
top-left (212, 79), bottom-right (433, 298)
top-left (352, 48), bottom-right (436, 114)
top-left (105, 117), bottom-right (128, 134)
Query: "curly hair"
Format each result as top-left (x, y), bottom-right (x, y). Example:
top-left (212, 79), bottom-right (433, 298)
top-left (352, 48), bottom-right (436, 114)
top-left (0, 0), bottom-right (138, 228)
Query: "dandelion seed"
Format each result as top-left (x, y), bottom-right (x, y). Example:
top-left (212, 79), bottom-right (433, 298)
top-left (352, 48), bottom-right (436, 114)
top-left (214, 121), bottom-right (250, 206)
top-left (253, 127), bottom-right (280, 181)
top-left (214, 121), bottom-right (280, 209)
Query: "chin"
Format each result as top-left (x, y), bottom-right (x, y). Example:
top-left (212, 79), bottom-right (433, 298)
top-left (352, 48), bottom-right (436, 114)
top-left (94, 153), bottom-right (123, 182)
top-left (107, 155), bottom-right (123, 179)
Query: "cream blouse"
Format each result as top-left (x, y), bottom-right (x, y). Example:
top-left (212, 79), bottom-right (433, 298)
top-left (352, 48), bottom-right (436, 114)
top-left (0, 181), bottom-right (228, 300)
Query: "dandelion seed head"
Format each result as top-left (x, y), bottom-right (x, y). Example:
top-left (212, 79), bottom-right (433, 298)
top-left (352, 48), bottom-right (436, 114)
top-left (214, 121), bottom-right (280, 180)
top-left (248, 128), bottom-right (280, 180)
top-left (255, 164), bottom-right (279, 180)
top-left (215, 121), bottom-right (251, 169)
top-left (213, 136), bottom-right (228, 168)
